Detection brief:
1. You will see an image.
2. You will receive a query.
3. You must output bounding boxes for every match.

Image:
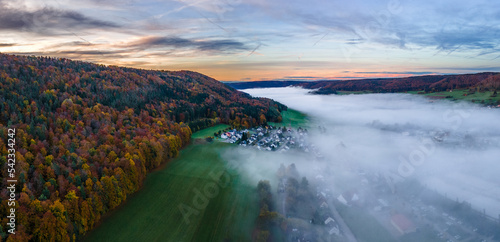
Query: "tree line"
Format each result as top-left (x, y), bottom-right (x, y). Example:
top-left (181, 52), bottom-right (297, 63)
top-left (0, 53), bottom-right (286, 241)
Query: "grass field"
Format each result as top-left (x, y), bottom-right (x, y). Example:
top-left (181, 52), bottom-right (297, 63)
top-left (84, 141), bottom-right (258, 242)
top-left (190, 124), bottom-right (230, 139)
top-left (268, 109), bottom-right (309, 128)
top-left (407, 89), bottom-right (500, 105)
top-left (85, 114), bottom-right (312, 241)
top-left (335, 89), bottom-right (500, 105)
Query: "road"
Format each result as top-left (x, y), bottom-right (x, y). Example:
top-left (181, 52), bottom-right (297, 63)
top-left (328, 199), bottom-right (358, 242)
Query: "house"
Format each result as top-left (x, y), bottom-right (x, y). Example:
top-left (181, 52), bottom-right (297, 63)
top-left (320, 202), bottom-right (328, 209)
top-left (337, 191), bottom-right (359, 206)
top-left (329, 226), bottom-right (340, 236)
top-left (324, 217), bottom-right (335, 225)
top-left (337, 194), bottom-right (348, 205)
top-left (390, 214), bottom-right (416, 234)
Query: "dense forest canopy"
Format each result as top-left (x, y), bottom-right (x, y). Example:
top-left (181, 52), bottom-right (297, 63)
top-left (0, 53), bottom-right (285, 241)
top-left (302, 72), bottom-right (500, 94)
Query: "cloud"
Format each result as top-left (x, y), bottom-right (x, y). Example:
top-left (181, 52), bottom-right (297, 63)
top-left (284, 76), bottom-right (320, 79)
top-left (242, 0), bottom-right (500, 55)
top-left (9, 36), bottom-right (251, 68)
top-left (0, 0), bottom-right (119, 33)
top-left (53, 41), bottom-right (97, 47)
top-left (174, 0), bottom-right (243, 15)
top-left (432, 27), bottom-right (499, 53)
top-left (8, 50), bottom-right (128, 60)
top-left (197, 39), bottom-right (248, 51)
top-left (333, 76), bottom-right (369, 79)
top-left (125, 36), bottom-right (249, 52)
top-left (128, 36), bottom-right (194, 49)
top-left (55, 50), bottom-right (122, 55)
top-left (0, 43), bottom-right (16, 47)
top-left (434, 67), bottom-right (500, 72)
top-left (354, 71), bottom-right (436, 75)
top-left (85, 0), bottom-right (135, 6)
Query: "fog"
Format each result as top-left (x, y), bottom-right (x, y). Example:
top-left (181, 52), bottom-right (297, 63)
top-left (223, 87), bottom-right (500, 240)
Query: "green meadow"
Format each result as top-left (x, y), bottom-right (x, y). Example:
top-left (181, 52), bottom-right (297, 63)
top-left (331, 89), bottom-right (499, 105)
top-left (269, 109), bottom-right (309, 128)
top-left (85, 109), bottom-right (309, 241)
top-left (190, 124), bottom-right (230, 139)
top-left (85, 137), bottom-right (258, 242)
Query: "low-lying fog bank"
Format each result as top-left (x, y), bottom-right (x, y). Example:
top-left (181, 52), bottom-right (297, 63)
top-left (238, 87), bottom-right (500, 218)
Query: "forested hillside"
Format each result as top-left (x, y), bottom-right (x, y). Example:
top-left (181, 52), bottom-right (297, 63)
top-left (226, 73), bottom-right (500, 95)
top-left (302, 72), bottom-right (500, 94)
top-left (0, 53), bottom-right (285, 241)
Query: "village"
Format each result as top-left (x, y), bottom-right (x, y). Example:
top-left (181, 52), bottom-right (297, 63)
top-left (313, 165), bottom-right (499, 242)
top-left (273, 163), bottom-right (348, 242)
top-left (218, 125), bottom-right (324, 159)
top-left (218, 125), bottom-right (499, 242)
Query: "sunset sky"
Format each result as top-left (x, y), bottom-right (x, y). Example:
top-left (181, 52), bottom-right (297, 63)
top-left (1, 0), bottom-right (500, 81)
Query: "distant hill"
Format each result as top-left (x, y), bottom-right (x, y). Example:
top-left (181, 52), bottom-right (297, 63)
top-left (227, 73), bottom-right (500, 95)
top-left (224, 80), bottom-right (309, 89)
top-left (301, 73), bottom-right (500, 94)
top-left (0, 53), bottom-right (285, 241)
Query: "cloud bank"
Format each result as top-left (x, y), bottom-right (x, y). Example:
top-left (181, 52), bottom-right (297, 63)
top-left (237, 87), bottom-right (500, 218)
top-left (0, 0), bottom-right (119, 33)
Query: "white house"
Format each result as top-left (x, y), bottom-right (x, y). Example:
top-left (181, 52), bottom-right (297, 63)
top-left (320, 202), bottom-right (328, 208)
top-left (324, 217), bottom-right (335, 225)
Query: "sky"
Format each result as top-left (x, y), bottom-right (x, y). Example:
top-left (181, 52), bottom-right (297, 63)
top-left (1, 0), bottom-right (500, 81)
